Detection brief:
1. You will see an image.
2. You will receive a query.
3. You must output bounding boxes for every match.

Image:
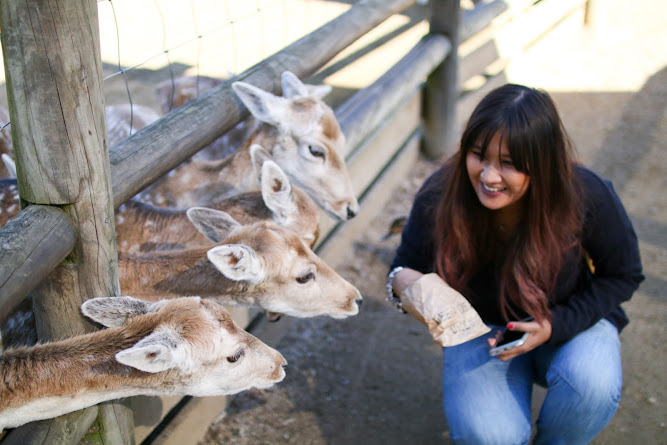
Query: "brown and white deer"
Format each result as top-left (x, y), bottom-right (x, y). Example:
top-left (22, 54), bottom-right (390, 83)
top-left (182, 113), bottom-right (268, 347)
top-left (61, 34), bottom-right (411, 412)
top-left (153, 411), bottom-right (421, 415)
top-left (141, 71), bottom-right (359, 221)
top-left (106, 103), bottom-right (161, 146)
top-left (0, 178), bottom-right (19, 227)
top-left (0, 296), bottom-right (286, 431)
top-left (118, 207), bottom-right (362, 319)
top-left (116, 149), bottom-right (320, 252)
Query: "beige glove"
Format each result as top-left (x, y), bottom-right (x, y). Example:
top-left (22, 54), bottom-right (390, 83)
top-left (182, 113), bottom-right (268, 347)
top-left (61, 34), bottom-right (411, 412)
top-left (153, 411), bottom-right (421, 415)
top-left (402, 273), bottom-right (490, 347)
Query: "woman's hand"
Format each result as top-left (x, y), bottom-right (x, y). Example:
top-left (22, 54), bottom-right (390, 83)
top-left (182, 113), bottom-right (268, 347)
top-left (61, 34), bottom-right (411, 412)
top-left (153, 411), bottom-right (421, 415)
top-left (392, 267), bottom-right (424, 296)
top-left (488, 318), bottom-right (552, 361)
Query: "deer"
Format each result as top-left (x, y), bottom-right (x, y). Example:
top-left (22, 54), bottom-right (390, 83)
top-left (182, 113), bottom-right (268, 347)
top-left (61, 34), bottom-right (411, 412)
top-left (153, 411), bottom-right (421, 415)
top-left (0, 178), bottom-right (19, 227)
top-left (118, 207), bottom-right (362, 319)
top-left (0, 105), bottom-right (13, 179)
top-left (106, 103), bottom-right (161, 147)
top-left (140, 71), bottom-right (359, 222)
top-left (0, 296), bottom-right (287, 431)
top-left (116, 147), bottom-right (320, 252)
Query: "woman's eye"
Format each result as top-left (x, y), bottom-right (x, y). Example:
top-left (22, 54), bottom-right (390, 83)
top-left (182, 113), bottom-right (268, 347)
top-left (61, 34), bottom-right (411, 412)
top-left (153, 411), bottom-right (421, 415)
top-left (308, 144), bottom-right (325, 159)
top-left (501, 159), bottom-right (514, 166)
top-left (296, 272), bottom-right (315, 284)
top-left (471, 149), bottom-right (482, 158)
top-left (227, 349), bottom-right (245, 363)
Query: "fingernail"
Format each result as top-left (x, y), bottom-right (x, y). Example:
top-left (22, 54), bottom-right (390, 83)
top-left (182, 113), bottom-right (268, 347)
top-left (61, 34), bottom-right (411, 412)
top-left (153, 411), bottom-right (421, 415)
top-left (507, 323), bottom-right (515, 329)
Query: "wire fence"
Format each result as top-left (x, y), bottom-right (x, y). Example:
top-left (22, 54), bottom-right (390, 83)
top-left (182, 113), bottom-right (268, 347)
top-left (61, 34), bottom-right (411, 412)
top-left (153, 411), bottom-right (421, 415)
top-left (99, 0), bottom-right (349, 117)
top-left (0, 0), bottom-right (353, 142)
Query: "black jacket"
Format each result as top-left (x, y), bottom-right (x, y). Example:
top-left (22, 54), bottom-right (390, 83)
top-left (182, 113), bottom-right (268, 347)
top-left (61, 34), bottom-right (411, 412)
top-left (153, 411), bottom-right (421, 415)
top-left (390, 165), bottom-right (644, 345)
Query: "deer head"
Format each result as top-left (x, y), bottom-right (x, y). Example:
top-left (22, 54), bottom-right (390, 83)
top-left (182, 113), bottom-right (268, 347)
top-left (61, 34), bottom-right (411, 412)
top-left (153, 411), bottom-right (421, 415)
top-left (185, 208), bottom-right (362, 318)
top-left (232, 71), bottom-right (360, 221)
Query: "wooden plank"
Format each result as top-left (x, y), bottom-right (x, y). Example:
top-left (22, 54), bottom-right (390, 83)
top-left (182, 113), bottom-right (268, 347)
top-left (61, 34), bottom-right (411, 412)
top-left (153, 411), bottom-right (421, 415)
top-left (109, 0), bottom-right (417, 208)
top-left (0, 0), bottom-right (133, 441)
top-left (0, 407), bottom-right (98, 445)
top-left (460, 0), bottom-right (509, 43)
top-left (338, 34), bottom-right (449, 158)
top-left (317, 130), bottom-right (420, 268)
top-left (460, 0), bottom-right (587, 65)
top-left (0, 206), bottom-right (76, 322)
top-left (347, 94), bottom-right (421, 201)
top-left (318, 92), bottom-right (422, 239)
top-left (422, 0), bottom-right (460, 158)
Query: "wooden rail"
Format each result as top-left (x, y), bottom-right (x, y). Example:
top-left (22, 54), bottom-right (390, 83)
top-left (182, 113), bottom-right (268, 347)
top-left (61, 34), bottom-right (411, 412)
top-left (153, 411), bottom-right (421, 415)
top-left (0, 0), bottom-right (132, 442)
top-left (0, 206), bottom-right (76, 322)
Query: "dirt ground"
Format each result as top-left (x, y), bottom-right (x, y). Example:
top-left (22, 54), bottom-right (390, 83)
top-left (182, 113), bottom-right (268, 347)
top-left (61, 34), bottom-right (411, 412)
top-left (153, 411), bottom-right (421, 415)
top-left (196, 2), bottom-right (666, 444)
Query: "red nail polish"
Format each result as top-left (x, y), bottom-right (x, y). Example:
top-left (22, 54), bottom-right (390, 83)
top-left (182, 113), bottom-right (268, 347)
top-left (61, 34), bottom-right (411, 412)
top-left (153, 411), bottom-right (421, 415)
top-left (507, 323), bottom-right (515, 329)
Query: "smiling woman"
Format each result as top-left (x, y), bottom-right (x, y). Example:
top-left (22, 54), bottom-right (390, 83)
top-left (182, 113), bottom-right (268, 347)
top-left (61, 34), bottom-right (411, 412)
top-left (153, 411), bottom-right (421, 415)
top-left (387, 83), bottom-right (644, 444)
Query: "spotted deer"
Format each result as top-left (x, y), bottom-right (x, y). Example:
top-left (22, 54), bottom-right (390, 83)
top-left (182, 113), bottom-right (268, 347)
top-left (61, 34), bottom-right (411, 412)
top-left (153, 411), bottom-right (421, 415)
top-left (118, 208), bottom-right (362, 319)
top-left (116, 151), bottom-right (320, 252)
top-left (106, 103), bottom-right (161, 146)
top-left (141, 71), bottom-right (359, 221)
top-left (0, 296), bottom-right (287, 431)
top-left (0, 178), bottom-right (19, 227)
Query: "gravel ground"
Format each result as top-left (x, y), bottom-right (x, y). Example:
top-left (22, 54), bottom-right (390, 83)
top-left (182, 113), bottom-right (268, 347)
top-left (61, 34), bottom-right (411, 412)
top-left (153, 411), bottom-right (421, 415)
top-left (198, 2), bottom-right (667, 444)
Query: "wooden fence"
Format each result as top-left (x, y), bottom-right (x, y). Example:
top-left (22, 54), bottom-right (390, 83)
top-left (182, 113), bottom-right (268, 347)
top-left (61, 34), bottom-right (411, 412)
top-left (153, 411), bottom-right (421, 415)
top-left (0, 0), bottom-right (592, 443)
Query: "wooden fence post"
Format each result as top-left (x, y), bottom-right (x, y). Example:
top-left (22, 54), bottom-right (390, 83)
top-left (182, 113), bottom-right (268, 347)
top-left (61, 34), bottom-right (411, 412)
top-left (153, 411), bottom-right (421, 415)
top-left (0, 0), bottom-right (134, 443)
top-left (422, 0), bottom-right (461, 159)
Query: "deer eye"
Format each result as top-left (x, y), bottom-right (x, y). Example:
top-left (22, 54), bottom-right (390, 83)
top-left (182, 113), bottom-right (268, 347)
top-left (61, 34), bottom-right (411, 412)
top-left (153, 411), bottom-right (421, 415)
top-left (296, 271), bottom-right (315, 284)
top-left (227, 349), bottom-right (245, 363)
top-left (308, 144), bottom-right (325, 159)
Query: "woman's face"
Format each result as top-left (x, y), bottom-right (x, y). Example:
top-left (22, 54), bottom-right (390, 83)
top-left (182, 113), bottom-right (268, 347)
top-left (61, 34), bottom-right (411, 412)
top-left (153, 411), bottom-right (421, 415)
top-left (466, 131), bottom-right (530, 212)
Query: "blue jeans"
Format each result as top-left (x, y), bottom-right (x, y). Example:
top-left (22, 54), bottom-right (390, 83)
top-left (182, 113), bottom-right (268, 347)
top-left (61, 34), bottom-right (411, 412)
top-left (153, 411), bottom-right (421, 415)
top-left (441, 319), bottom-right (622, 445)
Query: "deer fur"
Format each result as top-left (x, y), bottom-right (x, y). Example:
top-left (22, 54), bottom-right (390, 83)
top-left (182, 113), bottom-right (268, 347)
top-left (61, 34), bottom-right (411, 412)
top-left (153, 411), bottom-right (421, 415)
top-left (0, 178), bottom-right (19, 227)
top-left (0, 296), bottom-right (286, 431)
top-left (141, 71), bottom-right (359, 221)
top-left (0, 106), bottom-right (13, 179)
top-left (118, 208), bottom-right (362, 319)
top-left (154, 75), bottom-right (255, 161)
top-left (106, 104), bottom-right (161, 146)
top-left (116, 153), bottom-right (319, 252)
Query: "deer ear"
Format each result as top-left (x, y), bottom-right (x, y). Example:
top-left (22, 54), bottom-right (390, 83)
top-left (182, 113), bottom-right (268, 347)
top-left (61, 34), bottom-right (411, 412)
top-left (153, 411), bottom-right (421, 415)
top-left (207, 244), bottom-right (266, 284)
top-left (250, 143), bottom-right (273, 183)
top-left (261, 160), bottom-right (296, 222)
top-left (232, 81), bottom-right (286, 126)
top-left (82, 296), bottom-right (168, 327)
top-left (116, 329), bottom-right (191, 373)
top-left (281, 71), bottom-right (309, 98)
top-left (187, 207), bottom-right (241, 242)
top-left (304, 84), bottom-right (332, 99)
top-left (2, 154), bottom-right (16, 178)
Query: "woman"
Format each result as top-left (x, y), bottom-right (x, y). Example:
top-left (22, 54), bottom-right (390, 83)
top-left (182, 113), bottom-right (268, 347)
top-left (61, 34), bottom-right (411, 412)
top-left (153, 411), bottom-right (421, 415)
top-left (387, 84), bottom-right (644, 444)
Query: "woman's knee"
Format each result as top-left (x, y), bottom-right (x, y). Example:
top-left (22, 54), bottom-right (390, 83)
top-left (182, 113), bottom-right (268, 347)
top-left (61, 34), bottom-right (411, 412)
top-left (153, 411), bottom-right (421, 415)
top-left (449, 418), bottom-right (532, 445)
top-left (546, 361), bottom-right (621, 412)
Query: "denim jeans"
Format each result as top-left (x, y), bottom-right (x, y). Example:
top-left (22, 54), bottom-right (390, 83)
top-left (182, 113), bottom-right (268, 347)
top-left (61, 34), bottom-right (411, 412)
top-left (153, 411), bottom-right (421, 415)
top-left (441, 318), bottom-right (622, 445)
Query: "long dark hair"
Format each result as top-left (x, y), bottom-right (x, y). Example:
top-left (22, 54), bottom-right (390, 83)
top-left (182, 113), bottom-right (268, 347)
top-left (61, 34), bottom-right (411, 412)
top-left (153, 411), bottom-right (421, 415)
top-left (433, 84), bottom-right (582, 323)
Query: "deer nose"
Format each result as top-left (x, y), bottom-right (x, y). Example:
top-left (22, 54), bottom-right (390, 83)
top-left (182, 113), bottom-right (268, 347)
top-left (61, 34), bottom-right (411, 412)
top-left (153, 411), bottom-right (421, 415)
top-left (355, 297), bottom-right (363, 309)
top-left (346, 206), bottom-right (357, 220)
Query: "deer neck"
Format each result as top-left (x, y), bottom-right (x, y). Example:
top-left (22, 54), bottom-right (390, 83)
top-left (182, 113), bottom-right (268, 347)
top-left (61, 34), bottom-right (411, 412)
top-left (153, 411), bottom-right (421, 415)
top-left (0, 324), bottom-right (181, 429)
top-left (118, 248), bottom-right (262, 305)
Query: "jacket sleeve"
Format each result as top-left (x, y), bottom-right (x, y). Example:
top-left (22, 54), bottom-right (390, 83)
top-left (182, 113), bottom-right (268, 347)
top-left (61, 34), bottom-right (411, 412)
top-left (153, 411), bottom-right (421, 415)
top-left (389, 169), bottom-right (442, 275)
top-left (548, 168), bottom-right (644, 344)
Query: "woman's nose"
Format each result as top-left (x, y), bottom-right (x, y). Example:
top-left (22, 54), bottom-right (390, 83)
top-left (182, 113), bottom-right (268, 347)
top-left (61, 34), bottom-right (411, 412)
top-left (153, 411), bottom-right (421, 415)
top-left (481, 164), bottom-right (501, 183)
